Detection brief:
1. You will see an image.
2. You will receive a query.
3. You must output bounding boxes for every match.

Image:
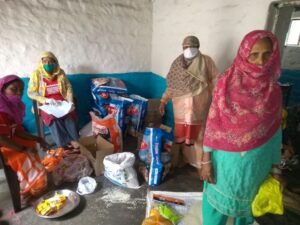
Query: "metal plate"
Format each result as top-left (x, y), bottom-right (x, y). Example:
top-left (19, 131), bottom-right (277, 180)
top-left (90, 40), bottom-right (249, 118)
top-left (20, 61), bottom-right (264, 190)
top-left (33, 189), bottom-right (80, 218)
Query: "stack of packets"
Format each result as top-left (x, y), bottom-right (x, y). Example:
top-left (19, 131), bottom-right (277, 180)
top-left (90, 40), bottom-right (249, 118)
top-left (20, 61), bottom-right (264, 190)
top-left (138, 126), bottom-right (173, 186)
top-left (36, 193), bottom-right (67, 216)
top-left (144, 191), bottom-right (203, 225)
top-left (91, 77), bottom-right (148, 136)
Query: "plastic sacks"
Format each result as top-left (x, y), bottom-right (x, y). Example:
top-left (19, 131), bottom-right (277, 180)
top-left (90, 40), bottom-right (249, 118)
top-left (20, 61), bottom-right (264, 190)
top-left (91, 77), bottom-right (128, 96)
top-left (42, 148), bottom-right (64, 172)
top-left (77, 176), bottom-right (97, 195)
top-left (138, 128), bottom-right (173, 186)
top-left (142, 209), bottom-right (172, 225)
top-left (90, 111), bottom-right (123, 153)
top-left (252, 176), bottom-right (284, 217)
top-left (127, 94), bottom-right (148, 135)
top-left (52, 154), bottom-right (93, 186)
top-left (103, 152), bottom-right (139, 189)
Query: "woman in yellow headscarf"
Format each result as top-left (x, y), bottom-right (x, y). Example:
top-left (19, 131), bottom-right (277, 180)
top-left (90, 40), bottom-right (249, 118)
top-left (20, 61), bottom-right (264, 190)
top-left (28, 51), bottom-right (79, 149)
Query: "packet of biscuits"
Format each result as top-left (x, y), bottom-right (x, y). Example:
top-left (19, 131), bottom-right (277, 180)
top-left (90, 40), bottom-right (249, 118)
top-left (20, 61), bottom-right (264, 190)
top-left (36, 193), bottom-right (67, 216)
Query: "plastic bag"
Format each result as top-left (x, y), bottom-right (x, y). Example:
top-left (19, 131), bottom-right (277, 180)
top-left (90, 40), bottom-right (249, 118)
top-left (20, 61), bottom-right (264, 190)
top-left (91, 78), bottom-right (127, 95)
top-left (41, 148), bottom-right (64, 172)
top-left (52, 154), bottom-right (93, 186)
top-left (90, 111), bottom-right (123, 153)
top-left (77, 176), bottom-right (97, 195)
top-left (252, 176), bottom-right (284, 217)
top-left (142, 209), bottom-right (173, 225)
top-left (127, 94), bottom-right (148, 135)
top-left (103, 152), bottom-right (139, 189)
top-left (138, 128), bottom-right (173, 186)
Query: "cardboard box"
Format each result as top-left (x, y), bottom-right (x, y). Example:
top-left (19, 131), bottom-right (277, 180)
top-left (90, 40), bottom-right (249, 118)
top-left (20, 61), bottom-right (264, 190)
top-left (126, 98), bottom-right (162, 137)
top-left (79, 136), bottom-right (114, 176)
top-left (144, 99), bottom-right (162, 128)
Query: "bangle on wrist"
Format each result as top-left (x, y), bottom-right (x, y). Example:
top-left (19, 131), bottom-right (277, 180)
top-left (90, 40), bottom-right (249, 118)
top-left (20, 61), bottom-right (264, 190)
top-left (201, 160), bottom-right (212, 165)
top-left (271, 167), bottom-right (282, 175)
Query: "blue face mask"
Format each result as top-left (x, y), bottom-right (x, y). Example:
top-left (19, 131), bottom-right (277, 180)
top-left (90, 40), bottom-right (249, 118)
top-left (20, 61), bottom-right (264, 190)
top-left (43, 64), bottom-right (56, 73)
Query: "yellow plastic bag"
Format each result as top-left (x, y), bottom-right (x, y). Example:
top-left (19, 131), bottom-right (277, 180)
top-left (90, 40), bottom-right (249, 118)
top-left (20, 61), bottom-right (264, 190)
top-left (252, 176), bottom-right (284, 217)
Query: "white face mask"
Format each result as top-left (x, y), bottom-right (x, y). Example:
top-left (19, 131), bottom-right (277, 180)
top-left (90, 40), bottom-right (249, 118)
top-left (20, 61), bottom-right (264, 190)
top-left (183, 47), bottom-right (199, 59)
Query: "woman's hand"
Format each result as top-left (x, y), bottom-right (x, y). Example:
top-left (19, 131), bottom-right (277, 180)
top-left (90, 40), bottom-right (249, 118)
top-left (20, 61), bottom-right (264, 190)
top-left (201, 163), bottom-right (215, 184)
top-left (159, 102), bottom-right (166, 116)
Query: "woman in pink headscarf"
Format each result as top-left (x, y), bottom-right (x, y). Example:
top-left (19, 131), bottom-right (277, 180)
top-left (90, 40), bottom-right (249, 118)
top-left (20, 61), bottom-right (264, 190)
top-left (201, 30), bottom-right (283, 225)
top-left (0, 75), bottom-right (48, 206)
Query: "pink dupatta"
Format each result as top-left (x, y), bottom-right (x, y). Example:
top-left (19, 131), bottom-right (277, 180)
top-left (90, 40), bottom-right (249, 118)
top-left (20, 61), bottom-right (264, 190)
top-left (203, 30), bottom-right (282, 152)
top-left (0, 75), bottom-right (25, 124)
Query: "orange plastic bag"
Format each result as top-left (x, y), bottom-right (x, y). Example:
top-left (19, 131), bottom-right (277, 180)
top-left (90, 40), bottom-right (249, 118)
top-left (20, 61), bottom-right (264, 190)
top-left (90, 111), bottom-right (122, 153)
top-left (42, 148), bottom-right (64, 172)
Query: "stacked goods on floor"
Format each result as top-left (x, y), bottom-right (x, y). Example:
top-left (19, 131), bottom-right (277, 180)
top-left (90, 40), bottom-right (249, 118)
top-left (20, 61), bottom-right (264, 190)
top-left (138, 127), bottom-right (173, 186)
top-left (144, 191), bottom-right (203, 225)
top-left (90, 78), bottom-right (148, 144)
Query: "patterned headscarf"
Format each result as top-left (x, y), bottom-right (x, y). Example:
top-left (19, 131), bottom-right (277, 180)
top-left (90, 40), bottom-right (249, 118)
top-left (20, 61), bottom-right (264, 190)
top-left (203, 30), bottom-right (282, 152)
top-left (182, 36), bottom-right (200, 48)
top-left (38, 51), bottom-right (64, 80)
top-left (166, 36), bottom-right (208, 98)
top-left (0, 75), bottom-right (25, 124)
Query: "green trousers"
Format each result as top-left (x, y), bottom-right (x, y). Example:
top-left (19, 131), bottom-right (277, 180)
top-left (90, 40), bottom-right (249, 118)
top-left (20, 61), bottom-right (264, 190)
top-left (202, 193), bottom-right (254, 225)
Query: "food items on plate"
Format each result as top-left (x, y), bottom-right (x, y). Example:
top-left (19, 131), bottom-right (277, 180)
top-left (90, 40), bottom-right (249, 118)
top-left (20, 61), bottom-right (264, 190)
top-left (36, 193), bottom-right (67, 216)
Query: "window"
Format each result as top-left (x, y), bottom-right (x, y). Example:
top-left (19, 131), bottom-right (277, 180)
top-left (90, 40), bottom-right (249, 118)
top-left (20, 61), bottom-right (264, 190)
top-left (285, 19), bottom-right (300, 46)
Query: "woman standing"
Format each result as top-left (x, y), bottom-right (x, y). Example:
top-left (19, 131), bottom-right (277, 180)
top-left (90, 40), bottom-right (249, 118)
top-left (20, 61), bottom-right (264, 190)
top-left (0, 75), bottom-right (48, 205)
top-left (159, 36), bottom-right (219, 168)
top-left (201, 30), bottom-right (283, 225)
top-left (28, 51), bottom-right (79, 149)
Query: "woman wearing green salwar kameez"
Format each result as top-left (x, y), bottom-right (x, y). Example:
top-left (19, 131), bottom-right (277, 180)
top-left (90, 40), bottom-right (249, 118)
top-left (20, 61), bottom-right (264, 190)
top-left (201, 30), bottom-right (284, 225)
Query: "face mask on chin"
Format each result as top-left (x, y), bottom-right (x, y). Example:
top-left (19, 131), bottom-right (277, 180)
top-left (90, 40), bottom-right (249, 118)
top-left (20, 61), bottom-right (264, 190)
top-left (183, 47), bottom-right (199, 59)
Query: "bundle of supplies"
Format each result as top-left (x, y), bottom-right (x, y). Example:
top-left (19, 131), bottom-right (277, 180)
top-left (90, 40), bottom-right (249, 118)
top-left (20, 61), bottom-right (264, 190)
top-left (127, 94), bottom-right (148, 136)
top-left (138, 127), bottom-right (173, 186)
top-left (145, 191), bottom-right (204, 225)
top-left (91, 77), bottom-right (148, 136)
top-left (91, 78), bottom-right (129, 133)
top-left (103, 152), bottom-right (140, 189)
top-left (52, 154), bottom-right (93, 186)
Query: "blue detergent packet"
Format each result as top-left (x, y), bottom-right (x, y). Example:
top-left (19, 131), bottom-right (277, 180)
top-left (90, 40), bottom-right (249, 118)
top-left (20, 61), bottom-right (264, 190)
top-left (140, 128), bottom-right (173, 186)
top-left (91, 77), bottom-right (127, 117)
top-left (91, 77), bottom-right (128, 95)
top-left (108, 95), bottom-right (133, 133)
top-left (127, 95), bottom-right (148, 134)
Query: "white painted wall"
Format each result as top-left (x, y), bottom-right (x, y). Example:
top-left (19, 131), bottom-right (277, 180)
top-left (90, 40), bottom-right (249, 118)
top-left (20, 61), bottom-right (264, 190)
top-left (0, 0), bottom-right (152, 77)
top-left (151, 0), bottom-right (274, 77)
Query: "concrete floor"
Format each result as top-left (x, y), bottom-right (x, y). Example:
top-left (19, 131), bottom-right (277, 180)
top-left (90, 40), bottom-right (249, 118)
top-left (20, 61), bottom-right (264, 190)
top-left (0, 165), bottom-right (201, 225)
top-left (0, 136), bottom-right (201, 225)
top-left (1, 136), bottom-right (300, 225)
